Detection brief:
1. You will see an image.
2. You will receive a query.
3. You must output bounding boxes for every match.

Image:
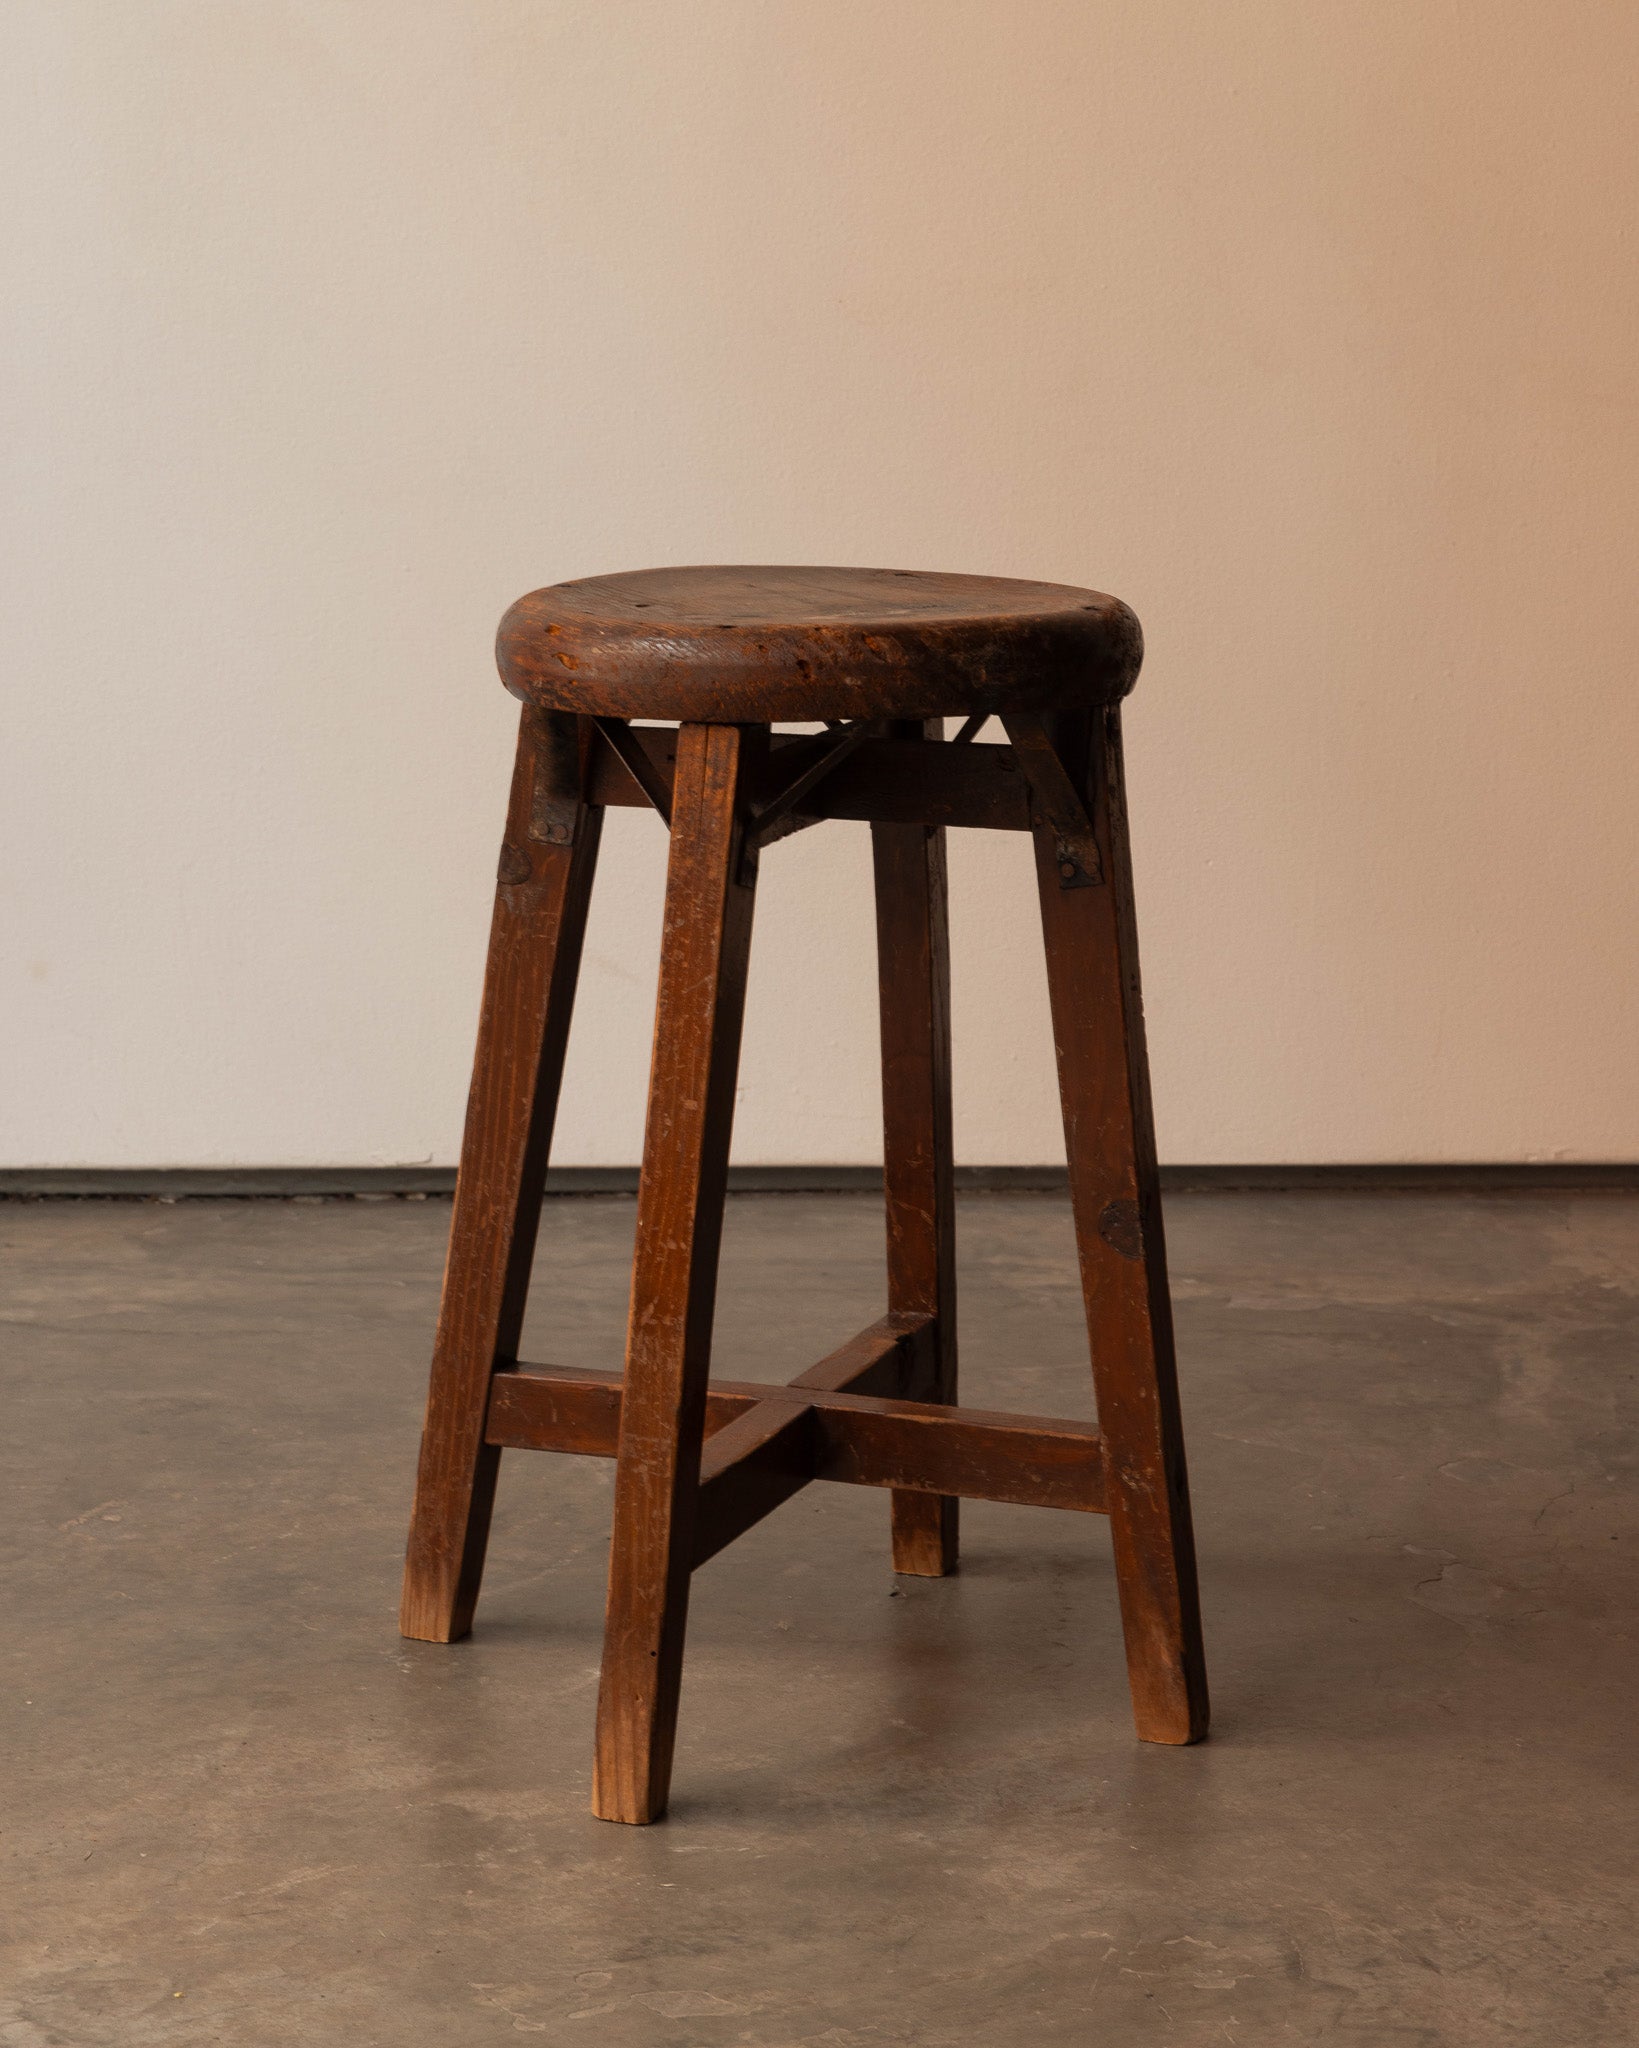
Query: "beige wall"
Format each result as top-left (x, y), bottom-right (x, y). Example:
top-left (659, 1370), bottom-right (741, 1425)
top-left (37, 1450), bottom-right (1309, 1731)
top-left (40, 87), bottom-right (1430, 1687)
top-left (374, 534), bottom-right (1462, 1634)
top-left (4, 2), bottom-right (1635, 1168)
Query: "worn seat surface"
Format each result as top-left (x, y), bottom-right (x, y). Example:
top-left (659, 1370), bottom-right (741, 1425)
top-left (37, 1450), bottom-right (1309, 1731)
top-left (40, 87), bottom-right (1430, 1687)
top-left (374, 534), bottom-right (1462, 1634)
top-left (496, 564), bottom-right (1143, 723)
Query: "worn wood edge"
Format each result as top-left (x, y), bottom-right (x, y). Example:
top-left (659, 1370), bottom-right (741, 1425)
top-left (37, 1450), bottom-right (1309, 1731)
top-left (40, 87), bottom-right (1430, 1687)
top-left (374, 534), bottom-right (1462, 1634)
top-left (10, 1163), bottom-right (1638, 1200)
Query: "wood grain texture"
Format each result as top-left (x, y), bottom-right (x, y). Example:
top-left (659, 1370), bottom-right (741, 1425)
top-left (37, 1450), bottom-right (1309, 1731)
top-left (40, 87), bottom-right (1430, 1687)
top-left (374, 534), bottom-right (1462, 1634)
top-left (1031, 707), bottom-right (1209, 1745)
top-left (487, 1360), bottom-right (756, 1447)
top-left (485, 1365), bottom-right (1105, 1516)
top-left (400, 710), bottom-right (601, 1642)
top-left (591, 721), bottom-right (759, 1825)
top-left (808, 1391), bottom-right (1103, 1513)
top-left (498, 565), bottom-right (1142, 723)
top-left (873, 724), bottom-right (959, 1575)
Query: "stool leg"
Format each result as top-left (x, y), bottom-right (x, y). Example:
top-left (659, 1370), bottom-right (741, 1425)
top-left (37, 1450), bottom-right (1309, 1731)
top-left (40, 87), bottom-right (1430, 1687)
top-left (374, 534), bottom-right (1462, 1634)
top-left (872, 748), bottom-right (959, 1575)
top-left (1031, 707), bottom-right (1209, 1745)
top-left (400, 710), bottom-right (601, 1643)
top-left (592, 722), bottom-right (760, 1823)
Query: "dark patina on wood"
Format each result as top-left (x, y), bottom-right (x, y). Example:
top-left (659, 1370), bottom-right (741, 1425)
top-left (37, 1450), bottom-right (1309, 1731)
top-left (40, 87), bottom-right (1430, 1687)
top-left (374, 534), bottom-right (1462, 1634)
top-left (401, 565), bottom-right (1206, 1825)
top-left (498, 564), bottom-right (1142, 724)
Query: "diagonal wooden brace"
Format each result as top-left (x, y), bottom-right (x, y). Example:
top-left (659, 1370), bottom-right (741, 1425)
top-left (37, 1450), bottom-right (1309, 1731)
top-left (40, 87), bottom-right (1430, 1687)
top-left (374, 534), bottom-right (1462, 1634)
top-left (591, 716), bottom-right (675, 825)
top-left (749, 721), bottom-right (870, 846)
top-left (1000, 714), bottom-right (1104, 887)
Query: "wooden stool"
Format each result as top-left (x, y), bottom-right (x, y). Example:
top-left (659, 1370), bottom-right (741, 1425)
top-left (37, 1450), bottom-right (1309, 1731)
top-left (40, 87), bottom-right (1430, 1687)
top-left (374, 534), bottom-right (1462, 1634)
top-left (400, 565), bottom-right (1208, 1824)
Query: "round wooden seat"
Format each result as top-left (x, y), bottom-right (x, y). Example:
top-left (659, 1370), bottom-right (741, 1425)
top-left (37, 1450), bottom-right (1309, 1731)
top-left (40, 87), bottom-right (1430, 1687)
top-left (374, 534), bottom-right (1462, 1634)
top-left (496, 564), bottom-right (1143, 723)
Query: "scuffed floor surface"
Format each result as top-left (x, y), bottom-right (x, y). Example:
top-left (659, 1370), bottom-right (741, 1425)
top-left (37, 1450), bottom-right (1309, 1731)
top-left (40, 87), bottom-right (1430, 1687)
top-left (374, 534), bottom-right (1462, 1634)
top-left (2, 1191), bottom-right (1635, 2045)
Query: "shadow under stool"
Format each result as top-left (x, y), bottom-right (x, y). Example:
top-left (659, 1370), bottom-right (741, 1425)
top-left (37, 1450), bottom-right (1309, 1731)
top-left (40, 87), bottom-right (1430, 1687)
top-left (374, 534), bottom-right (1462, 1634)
top-left (400, 564), bottom-right (1209, 1823)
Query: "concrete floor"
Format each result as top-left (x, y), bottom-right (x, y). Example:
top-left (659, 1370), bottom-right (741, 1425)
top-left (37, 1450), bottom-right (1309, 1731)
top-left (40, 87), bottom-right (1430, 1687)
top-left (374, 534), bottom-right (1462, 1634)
top-left (2, 1191), bottom-right (1634, 2046)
